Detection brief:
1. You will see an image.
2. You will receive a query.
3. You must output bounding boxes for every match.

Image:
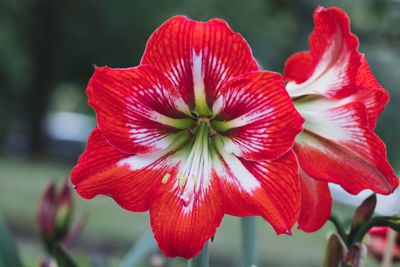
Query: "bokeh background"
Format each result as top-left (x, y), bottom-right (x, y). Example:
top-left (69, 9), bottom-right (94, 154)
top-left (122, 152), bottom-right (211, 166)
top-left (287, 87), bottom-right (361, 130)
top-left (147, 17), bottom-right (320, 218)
top-left (1, 0), bottom-right (399, 266)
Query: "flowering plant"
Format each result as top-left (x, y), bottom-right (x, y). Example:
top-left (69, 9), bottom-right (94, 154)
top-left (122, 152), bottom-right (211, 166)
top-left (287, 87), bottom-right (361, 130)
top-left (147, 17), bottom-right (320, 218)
top-left (283, 6), bottom-right (398, 233)
top-left (67, 5), bottom-right (398, 267)
top-left (71, 16), bottom-right (304, 259)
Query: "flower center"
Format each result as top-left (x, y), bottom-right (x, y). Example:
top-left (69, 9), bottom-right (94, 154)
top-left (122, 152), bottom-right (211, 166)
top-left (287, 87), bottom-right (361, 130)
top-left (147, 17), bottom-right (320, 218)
top-left (161, 115), bottom-right (220, 206)
top-left (182, 118), bottom-right (213, 184)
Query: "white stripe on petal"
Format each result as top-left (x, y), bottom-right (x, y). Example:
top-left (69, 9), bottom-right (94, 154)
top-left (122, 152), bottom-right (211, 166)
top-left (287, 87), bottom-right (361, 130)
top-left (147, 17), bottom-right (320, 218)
top-left (287, 37), bottom-right (350, 98)
top-left (300, 105), bottom-right (367, 152)
top-left (192, 51), bottom-right (206, 106)
top-left (214, 137), bottom-right (261, 193)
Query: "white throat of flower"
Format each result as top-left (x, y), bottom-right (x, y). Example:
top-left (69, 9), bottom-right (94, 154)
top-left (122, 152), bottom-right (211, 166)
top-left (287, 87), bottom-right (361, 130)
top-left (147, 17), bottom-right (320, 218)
top-left (162, 118), bottom-right (216, 206)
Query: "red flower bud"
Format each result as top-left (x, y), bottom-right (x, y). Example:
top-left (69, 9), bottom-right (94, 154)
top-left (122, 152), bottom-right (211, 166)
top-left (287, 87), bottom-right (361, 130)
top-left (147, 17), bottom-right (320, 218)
top-left (54, 180), bottom-right (73, 241)
top-left (37, 180), bottom-right (73, 250)
top-left (37, 182), bottom-right (56, 241)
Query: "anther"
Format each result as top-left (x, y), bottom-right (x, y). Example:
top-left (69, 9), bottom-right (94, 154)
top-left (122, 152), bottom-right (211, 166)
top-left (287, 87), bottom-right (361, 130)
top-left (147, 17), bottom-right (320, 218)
top-left (204, 177), bottom-right (211, 188)
top-left (179, 176), bottom-right (189, 187)
top-left (177, 170), bottom-right (183, 180)
top-left (190, 111), bottom-right (198, 119)
top-left (192, 175), bottom-right (197, 186)
top-left (162, 173), bottom-right (171, 184)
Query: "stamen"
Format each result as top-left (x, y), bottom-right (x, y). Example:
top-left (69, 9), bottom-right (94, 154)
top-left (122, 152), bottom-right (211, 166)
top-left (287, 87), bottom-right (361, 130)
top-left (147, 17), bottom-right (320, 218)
top-left (177, 170), bottom-right (183, 180)
top-left (190, 111), bottom-right (198, 119)
top-left (179, 176), bottom-right (188, 187)
top-left (204, 177), bottom-right (211, 189)
top-left (162, 173), bottom-right (171, 184)
top-left (175, 119), bottom-right (215, 197)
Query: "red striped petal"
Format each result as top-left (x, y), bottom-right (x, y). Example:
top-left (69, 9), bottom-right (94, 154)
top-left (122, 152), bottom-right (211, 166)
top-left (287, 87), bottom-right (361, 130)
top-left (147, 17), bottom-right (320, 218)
top-left (294, 110), bottom-right (398, 195)
top-left (141, 16), bottom-right (259, 108)
top-left (71, 128), bottom-right (164, 212)
top-left (354, 55), bottom-right (389, 129)
top-left (149, 181), bottom-right (224, 259)
top-left (297, 170), bottom-right (332, 232)
top-left (216, 150), bottom-right (301, 235)
top-left (213, 71), bottom-right (304, 161)
top-left (87, 65), bottom-right (194, 155)
top-left (284, 6), bottom-right (361, 99)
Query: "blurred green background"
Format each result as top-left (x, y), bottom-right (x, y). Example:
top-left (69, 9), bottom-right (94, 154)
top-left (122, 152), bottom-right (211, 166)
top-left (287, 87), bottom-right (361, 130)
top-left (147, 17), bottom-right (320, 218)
top-left (1, 0), bottom-right (399, 266)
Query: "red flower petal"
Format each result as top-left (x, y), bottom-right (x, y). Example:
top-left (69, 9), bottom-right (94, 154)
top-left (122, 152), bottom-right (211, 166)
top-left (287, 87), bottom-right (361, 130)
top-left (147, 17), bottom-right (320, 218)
top-left (216, 150), bottom-right (301, 235)
top-left (141, 16), bottom-right (259, 109)
top-left (284, 6), bottom-right (361, 99)
top-left (149, 181), bottom-right (224, 259)
top-left (297, 170), bottom-right (332, 232)
top-left (354, 55), bottom-right (389, 129)
top-left (213, 71), bottom-right (304, 161)
top-left (294, 102), bottom-right (398, 194)
top-left (87, 65), bottom-right (194, 155)
top-left (71, 128), bottom-right (168, 212)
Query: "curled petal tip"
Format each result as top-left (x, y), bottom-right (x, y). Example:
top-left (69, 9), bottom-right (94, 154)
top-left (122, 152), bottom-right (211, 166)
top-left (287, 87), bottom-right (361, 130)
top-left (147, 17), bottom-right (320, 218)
top-left (316, 6), bottom-right (325, 13)
top-left (285, 229), bottom-right (292, 236)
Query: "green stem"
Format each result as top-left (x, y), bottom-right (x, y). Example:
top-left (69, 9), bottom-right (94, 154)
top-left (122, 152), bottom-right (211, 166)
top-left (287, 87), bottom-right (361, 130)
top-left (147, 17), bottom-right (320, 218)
top-left (329, 214), bottom-right (348, 244)
top-left (351, 216), bottom-right (394, 245)
top-left (52, 244), bottom-right (78, 267)
top-left (241, 216), bottom-right (258, 267)
top-left (188, 242), bottom-right (209, 267)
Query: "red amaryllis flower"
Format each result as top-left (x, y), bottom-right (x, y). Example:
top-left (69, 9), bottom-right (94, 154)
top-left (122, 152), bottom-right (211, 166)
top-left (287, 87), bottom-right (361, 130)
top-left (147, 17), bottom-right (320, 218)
top-left (71, 16), bottom-right (304, 258)
top-left (283, 6), bottom-right (399, 232)
top-left (368, 227), bottom-right (400, 262)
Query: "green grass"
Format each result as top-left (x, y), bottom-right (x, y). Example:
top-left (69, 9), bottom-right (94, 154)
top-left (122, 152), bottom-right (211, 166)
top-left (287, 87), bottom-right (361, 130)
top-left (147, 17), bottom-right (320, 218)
top-left (0, 157), bottom-right (393, 266)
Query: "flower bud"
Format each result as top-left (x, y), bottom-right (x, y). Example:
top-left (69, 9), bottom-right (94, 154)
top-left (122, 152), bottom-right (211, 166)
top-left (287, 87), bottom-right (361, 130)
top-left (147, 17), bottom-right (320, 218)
top-left (352, 194), bottom-right (376, 230)
top-left (37, 180), bottom-right (73, 250)
top-left (54, 180), bottom-right (73, 241)
top-left (37, 182), bottom-right (56, 245)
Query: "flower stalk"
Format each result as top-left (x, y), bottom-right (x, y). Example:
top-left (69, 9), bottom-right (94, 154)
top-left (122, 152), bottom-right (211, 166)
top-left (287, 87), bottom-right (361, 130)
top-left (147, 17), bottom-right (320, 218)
top-left (329, 214), bottom-right (348, 245)
top-left (188, 242), bottom-right (209, 267)
top-left (241, 217), bottom-right (258, 267)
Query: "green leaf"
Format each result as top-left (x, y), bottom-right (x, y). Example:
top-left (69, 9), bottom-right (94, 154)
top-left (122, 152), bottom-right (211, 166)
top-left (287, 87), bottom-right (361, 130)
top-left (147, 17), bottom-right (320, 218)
top-left (0, 214), bottom-right (23, 267)
top-left (119, 230), bottom-right (158, 267)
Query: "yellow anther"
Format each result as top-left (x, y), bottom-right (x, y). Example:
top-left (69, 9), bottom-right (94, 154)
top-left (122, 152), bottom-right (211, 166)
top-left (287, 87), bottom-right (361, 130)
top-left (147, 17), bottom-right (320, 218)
top-left (177, 170), bottom-right (183, 180)
top-left (162, 173), bottom-right (171, 184)
top-left (204, 177), bottom-right (211, 189)
top-left (179, 176), bottom-right (189, 187)
top-left (192, 175), bottom-right (197, 186)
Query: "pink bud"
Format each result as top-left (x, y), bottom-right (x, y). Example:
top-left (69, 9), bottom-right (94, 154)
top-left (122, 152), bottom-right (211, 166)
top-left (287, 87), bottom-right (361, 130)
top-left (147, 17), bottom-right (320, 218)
top-left (54, 180), bottom-right (73, 240)
top-left (37, 179), bottom-right (74, 248)
top-left (37, 182), bottom-right (56, 240)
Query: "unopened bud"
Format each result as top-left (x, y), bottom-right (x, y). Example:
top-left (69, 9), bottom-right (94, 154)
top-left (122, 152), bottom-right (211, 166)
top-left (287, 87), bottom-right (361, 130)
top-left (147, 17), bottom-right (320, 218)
top-left (54, 180), bottom-right (73, 241)
top-left (37, 182), bottom-right (56, 244)
top-left (352, 194), bottom-right (376, 230)
top-left (37, 179), bottom-right (73, 251)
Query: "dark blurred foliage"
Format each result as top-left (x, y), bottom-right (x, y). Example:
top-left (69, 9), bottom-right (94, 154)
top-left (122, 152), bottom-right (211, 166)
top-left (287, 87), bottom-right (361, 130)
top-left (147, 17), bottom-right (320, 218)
top-left (0, 0), bottom-right (399, 168)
